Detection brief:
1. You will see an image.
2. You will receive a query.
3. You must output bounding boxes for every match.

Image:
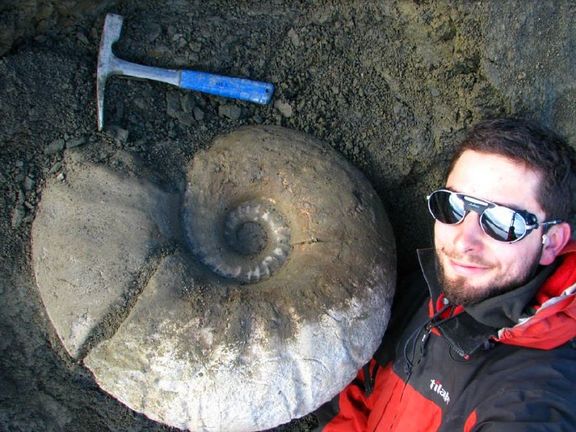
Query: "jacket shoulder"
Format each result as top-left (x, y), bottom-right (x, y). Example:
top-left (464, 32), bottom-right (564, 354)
top-left (448, 341), bottom-right (576, 431)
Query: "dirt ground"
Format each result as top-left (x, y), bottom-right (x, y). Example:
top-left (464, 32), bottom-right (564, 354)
top-left (1, 1), bottom-right (574, 431)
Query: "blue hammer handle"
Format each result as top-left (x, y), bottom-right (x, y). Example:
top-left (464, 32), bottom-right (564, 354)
top-left (180, 71), bottom-right (274, 105)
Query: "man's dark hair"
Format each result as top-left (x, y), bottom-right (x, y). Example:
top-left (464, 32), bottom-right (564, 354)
top-left (448, 118), bottom-right (576, 222)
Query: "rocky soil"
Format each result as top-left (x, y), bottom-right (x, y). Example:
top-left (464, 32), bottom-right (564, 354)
top-left (1, 1), bottom-right (575, 431)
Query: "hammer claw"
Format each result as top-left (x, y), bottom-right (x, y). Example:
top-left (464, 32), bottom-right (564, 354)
top-left (97, 14), bottom-right (124, 131)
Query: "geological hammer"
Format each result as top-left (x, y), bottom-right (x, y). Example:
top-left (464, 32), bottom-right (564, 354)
top-left (97, 13), bottom-right (275, 131)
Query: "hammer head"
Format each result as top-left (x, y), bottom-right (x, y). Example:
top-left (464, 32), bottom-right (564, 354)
top-left (97, 13), bottom-right (124, 131)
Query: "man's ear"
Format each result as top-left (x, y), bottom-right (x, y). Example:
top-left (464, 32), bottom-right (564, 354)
top-left (539, 222), bottom-right (572, 265)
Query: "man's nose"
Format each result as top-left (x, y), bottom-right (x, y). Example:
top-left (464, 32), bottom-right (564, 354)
top-left (452, 211), bottom-right (485, 251)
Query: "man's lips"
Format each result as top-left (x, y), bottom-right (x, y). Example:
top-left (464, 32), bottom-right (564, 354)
top-left (447, 258), bottom-right (491, 275)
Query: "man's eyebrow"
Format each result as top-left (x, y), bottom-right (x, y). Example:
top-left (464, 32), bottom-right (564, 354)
top-left (444, 187), bottom-right (528, 212)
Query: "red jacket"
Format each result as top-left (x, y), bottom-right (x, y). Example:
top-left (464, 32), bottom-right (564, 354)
top-left (316, 242), bottom-right (576, 431)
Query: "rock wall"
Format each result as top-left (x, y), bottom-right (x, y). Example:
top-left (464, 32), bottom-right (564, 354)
top-left (0, 1), bottom-right (574, 431)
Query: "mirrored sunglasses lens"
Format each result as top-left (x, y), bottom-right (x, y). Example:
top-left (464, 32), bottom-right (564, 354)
top-left (481, 206), bottom-right (527, 242)
top-left (429, 190), bottom-right (465, 224)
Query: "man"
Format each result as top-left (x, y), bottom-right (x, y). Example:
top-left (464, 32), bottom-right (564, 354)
top-left (314, 118), bottom-right (576, 431)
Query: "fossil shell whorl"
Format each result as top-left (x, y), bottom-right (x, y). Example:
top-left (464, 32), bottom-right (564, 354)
top-left (31, 126), bottom-right (396, 432)
top-left (185, 197), bottom-right (291, 283)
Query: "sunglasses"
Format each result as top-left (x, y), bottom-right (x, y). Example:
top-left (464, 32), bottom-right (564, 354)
top-left (427, 189), bottom-right (562, 243)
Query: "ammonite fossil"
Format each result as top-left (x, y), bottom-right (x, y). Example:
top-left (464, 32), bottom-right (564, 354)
top-left (32, 126), bottom-right (396, 432)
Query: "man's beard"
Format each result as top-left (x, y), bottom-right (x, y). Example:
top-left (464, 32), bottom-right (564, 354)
top-left (435, 249), bottom-right (542, 306)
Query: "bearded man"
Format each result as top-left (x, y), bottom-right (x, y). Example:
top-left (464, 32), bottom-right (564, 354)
top-left (315, 118), bottom-right (576, 431)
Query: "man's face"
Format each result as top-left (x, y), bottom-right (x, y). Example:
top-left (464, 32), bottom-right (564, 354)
top-left (434, 150), bottom-right (547, 305)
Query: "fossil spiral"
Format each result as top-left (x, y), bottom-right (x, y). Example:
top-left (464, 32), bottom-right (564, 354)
top-left (31, 126), bottom-right (396, 432)
top-left (186, 197), bottom-right (291, 283)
